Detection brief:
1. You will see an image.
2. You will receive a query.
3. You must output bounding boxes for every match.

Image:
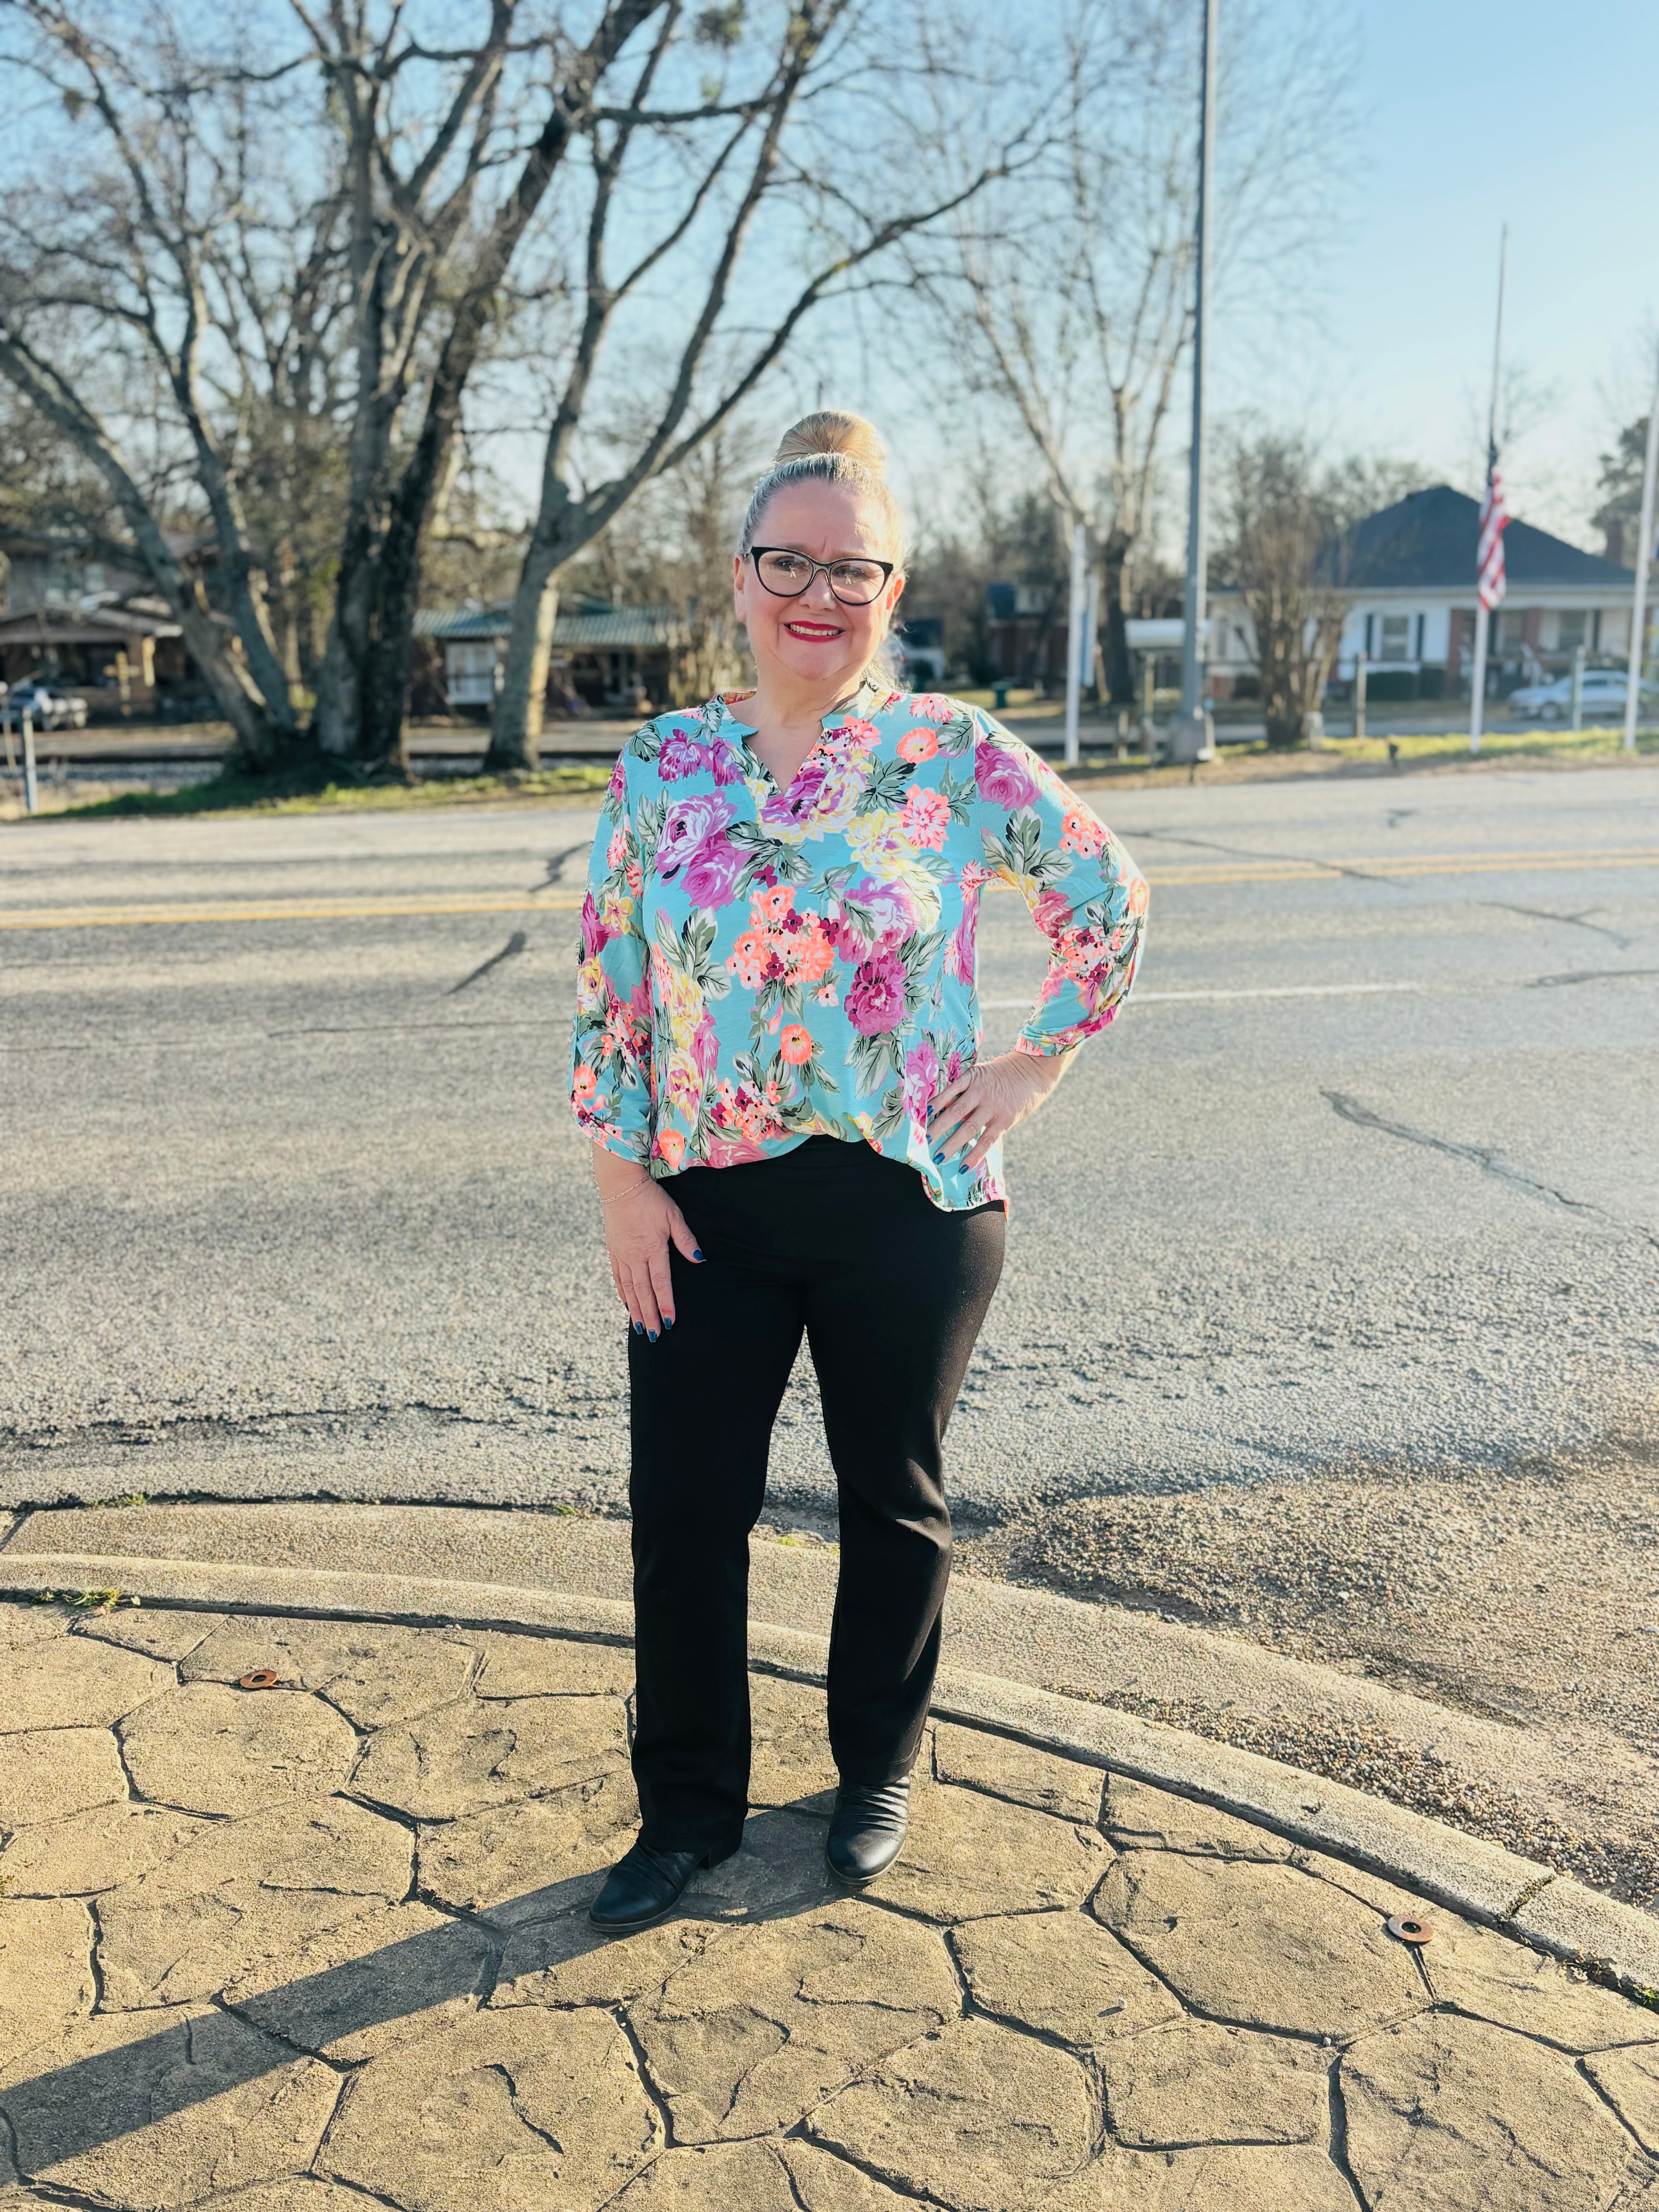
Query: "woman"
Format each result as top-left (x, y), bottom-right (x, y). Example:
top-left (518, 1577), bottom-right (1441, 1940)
top-left (571, 412), bottom-right (1147, 1930)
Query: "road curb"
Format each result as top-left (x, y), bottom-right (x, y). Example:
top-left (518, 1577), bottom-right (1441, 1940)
top-left (7, 1544), bottom-right (1657, 2001)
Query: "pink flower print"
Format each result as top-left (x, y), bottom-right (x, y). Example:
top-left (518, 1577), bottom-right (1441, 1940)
top-left (832, 876), bottom-right (918, 960)
top-left (709, 738), bottom-right (746, 785)
top-left (693, 1011), bottom-right (720, 1076)
top-left (761, 758), bottom-right (830, 831)
top-left (975, 738), bottom-right (1037, 812)
top-left (658, 792), bottom-right (735, 877)
top-left (896, 726), bottom-right (939, 763)
top-left (901, 785), bottom-right (950, 851)
top-left (1060, 804), bottom-right (1105, 856)
top-left (580, 890), bottom-right (608, 958)
top-left (909, 693), bottom-right (952, 722)
top-left (607, 756), bottom-right (628, 803)
top-left (816, 983), bottom-right (838, 1005)
top-left (1033, 888), bottom-right (1073, 939)
top-left (606, 826), bottom-right (627, 871)
top-left (902, 1036), bottom-right (939, 1127)
top-left (834, 714), bottom-right (881, 747)
top-left (845, 945), bottom-right (907, 1034)
top-left (657, 726), bottom-right (709, 780)
top-left (682, 833), bottom-right (745, 909)
top-left (654, 1127), bottom-right (687, 1171)
top-left (945, 895), bottom-right (978, 982)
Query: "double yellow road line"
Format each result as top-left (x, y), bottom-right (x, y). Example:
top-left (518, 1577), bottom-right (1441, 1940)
top-left (2, 847), bottom-right (1657, 931)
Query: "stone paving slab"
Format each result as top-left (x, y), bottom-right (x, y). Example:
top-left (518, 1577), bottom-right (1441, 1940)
top-left (4, 1595), bottom-right (1659, 2210)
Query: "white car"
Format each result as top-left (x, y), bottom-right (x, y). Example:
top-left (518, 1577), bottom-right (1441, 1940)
top-left (2, 679), bottom-right (89, 730)
top-left (1507, 668), bottom-right (1657, 721)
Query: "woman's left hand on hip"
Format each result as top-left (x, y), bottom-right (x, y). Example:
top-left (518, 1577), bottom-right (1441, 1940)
top-left (927, 1049), bottom-right (1072, 1175)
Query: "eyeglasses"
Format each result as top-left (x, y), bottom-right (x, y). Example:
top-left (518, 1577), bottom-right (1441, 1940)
top-left (747, 546), bottom-right (895, 607)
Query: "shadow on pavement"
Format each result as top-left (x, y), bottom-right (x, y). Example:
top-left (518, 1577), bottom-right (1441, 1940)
top-left (3, 1804), bottom-right (832, 2179)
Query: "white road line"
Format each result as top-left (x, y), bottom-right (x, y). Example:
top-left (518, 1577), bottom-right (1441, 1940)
top-left (981, 982), bottom-right (1425, 1008)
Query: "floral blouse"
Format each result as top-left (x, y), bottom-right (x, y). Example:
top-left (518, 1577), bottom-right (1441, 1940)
top-left (570, 682), bottom-right (1147, 1211)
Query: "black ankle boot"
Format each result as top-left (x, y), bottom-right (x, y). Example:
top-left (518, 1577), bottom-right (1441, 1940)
top-left (825, 1779), bottom-right (910, 1884)
top-left (589, 1838), bottom-right (734, 1930)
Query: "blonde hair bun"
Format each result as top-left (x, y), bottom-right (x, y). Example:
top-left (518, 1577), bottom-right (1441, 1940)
top-left (773, 410), bottom-right (886, 477)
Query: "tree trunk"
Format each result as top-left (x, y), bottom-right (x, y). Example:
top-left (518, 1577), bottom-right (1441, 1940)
top-left (177, 597), bottom-right (293, 768)
top-left (489, 545), bottom-right (560, 772)
top-left (1097, 531), bottom-right (1135, 705)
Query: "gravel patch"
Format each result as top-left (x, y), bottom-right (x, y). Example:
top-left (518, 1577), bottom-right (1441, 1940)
top-left (960, 1400), bottom-right (1659, 1902)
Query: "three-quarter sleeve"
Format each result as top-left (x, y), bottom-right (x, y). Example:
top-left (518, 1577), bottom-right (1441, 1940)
top-left (972, 710), bottom-right (1147, 1056)
top-left (569, 753), bottom-right (655, 1162)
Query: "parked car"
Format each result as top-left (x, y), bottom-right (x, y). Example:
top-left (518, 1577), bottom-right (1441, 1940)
top-left (2, 678), bottom-right (89, 730)
top-left (1507, 668), bottom-right (1658, 721)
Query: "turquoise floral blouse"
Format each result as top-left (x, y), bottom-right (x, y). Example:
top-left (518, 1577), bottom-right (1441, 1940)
top-left (569, 682), bottom-right (1147, 1210)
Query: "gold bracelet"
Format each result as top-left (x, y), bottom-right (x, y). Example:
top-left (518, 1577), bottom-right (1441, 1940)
top-left (598, 1178), bottom-right (653, 1207)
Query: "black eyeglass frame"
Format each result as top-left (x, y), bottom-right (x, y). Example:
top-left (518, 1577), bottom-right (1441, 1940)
top-left (746, 545), bottom-right (896, 607)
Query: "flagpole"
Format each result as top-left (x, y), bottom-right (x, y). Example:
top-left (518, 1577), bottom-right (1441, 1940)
top-left (1169, 0), bottom-right (1218, 766)
top-left (1471, 227), bottom-right (1508, 756)
top-left (1623, 352), bottom-right (1659, 754)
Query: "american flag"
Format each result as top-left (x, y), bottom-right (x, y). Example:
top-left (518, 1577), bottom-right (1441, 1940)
top-left (1477, 460), bottom-right (1510, 611)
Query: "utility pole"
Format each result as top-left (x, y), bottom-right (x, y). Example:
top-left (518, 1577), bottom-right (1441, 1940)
top-left (1063, 519), bottom-right (1086, 768)
top-left (1470, 227), bottom-right (1508, 756)
top-left (1169, 0), bottom-right (1218, 766)
top-left (1623, 355), bottom-right (1659, 755)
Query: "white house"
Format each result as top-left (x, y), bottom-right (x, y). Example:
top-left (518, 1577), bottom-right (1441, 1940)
top-left (1207, 485), bottom-right (1639, 704)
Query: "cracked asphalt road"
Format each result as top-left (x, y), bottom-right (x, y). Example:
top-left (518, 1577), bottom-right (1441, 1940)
top-left (2, 760), bottom-right (1657, 1764)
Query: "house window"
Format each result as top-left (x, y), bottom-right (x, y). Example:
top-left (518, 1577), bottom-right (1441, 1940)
top-left (1379, 614), bottom-right (1411, 662)
top-left (446, 641), bottom-right (500, 707)
top-left (1557, 611), bottom-right (1587, 654)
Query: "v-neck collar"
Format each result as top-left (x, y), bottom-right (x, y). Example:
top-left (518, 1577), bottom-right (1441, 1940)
top-left (713, 680), bottom-right (883, 795)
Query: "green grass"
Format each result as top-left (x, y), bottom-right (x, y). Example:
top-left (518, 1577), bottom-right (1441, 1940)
top-left (1060, 721), bottom-right (1659, 781)
top-left (1306, 723), bottom-right (1659, 769)
top-left (61, 760), bottom-right (615, 820)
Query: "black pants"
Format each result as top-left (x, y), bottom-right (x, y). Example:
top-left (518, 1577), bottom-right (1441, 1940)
top-left (628, 1136), bottom-right (1006, 1853)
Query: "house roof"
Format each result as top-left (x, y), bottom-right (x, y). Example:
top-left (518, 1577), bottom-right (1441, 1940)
top-left (416, 601), bottom-right (682, 649)
top-left (0, 604), bottom-right (181, 644)
top-left (1317, 486), bottom-right (1633, 592)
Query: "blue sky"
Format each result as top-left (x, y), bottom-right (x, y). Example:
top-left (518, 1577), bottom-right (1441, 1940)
top-left (1283, 0), bottom-right (1659, 541)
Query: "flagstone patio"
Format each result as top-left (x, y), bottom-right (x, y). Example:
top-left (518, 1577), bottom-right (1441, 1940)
top-left (5, 1596), bottom-right (1659, 2211)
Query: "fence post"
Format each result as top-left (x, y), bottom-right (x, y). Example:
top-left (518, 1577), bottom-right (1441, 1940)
top-left (1354, 651), bottom-right (1368, 741)
top-left (1569, 644), bottom-right (1584, 732)
top-left (22, 708), bottom-right (38, 816)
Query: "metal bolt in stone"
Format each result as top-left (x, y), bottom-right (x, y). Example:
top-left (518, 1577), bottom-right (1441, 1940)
top-left (1386, 1913), bottom-right (1434, 1946)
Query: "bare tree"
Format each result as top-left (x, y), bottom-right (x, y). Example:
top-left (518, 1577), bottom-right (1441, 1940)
top-left (911, 0), bottom-right (1357, 706)
top-left (484, 0), bottom-right (1028, 770)
top-left (0, 1), bottom-right (335, 761)
top-left (0, 0), bottom-right (1018, 777)
top-left (1221, 429), bottom-right (1362, 752)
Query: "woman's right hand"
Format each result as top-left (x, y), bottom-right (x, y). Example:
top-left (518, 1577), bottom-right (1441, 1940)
top-left (598, 1172), bottom-right (703, 1338)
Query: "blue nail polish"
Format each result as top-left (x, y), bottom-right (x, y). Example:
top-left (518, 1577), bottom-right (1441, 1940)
top-left (647, 1329), bottom-right (658, 1343)
top-left (692, 1249), bottom-right (705, 1262)
top-left (632, 1322), bottom-right (643, 1336)
top-left (663, 1317), bottom-right (673, 1331)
